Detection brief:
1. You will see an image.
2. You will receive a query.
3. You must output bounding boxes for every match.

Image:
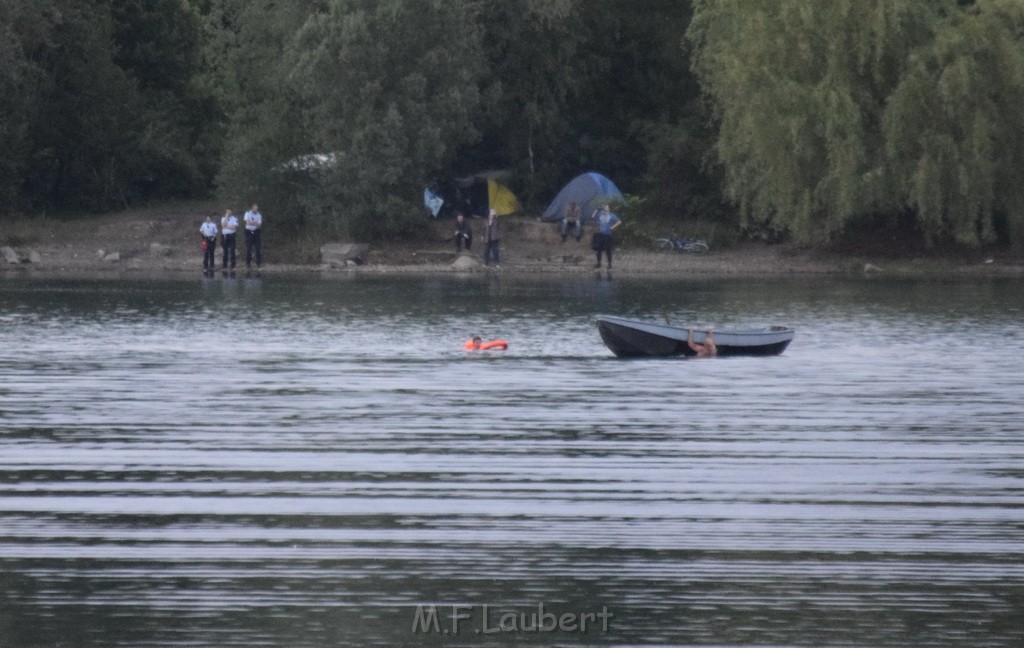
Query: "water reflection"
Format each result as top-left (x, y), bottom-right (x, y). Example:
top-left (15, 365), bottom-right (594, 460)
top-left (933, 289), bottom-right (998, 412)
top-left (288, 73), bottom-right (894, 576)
top-left (0, 275), bottom-right (1022, 647)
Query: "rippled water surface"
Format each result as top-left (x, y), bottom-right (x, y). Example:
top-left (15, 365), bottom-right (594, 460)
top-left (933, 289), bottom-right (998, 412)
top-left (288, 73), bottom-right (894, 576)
top-left (1, 274), bottom-right (1022, 647)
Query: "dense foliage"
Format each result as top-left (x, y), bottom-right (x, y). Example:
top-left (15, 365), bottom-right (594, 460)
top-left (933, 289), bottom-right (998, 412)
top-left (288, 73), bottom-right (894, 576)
top-left (212, 0), bottom-right (701, 241)
top-left (288, 0), bottom-right (486, 240)
top-left (0, 0), bottom-right (216, 215)
top-left (2, 0), bottom-right (1022, 249)
top-left (690, 0), bottom-right (1024, 247)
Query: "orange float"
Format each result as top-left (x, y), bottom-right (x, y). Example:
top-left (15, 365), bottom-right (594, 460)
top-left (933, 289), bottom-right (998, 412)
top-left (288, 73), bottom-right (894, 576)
top-left (464, 338), bottom-right (508, 351)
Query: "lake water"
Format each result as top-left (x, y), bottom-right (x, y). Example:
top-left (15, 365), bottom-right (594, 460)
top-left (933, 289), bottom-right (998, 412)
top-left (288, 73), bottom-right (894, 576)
top-left (1, 273), bottom-right (1022, 647)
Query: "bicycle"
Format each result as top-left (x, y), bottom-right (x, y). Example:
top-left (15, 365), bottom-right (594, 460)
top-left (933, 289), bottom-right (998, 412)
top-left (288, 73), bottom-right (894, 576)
top-left (652, 234), bottom-right (709, 254)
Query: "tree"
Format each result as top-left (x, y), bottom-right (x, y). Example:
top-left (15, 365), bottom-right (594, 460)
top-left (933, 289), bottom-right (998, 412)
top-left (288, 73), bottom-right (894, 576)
top-left (884, 0), bottom-right (1024, 247)
top-left (470, 0), bottom-right (590, 205)
top-left (465, 1), bottom-right (706, 216)
top-left (0, 0), bottom-right (34, 215)
top-left (108, 0), bottom-right (220, 198)
top-left (689, 0), bottom-right (1024, 247)
top-left (574, 0), bottom-right (714, 221)
top-left (212, 0), bottom-right (716, 241)
top-left (282, 0), bottom-right (486, 240)
top-left (17, 1), bottom-right (147, 212)
top-left (0, 0), bottom-right (219, 217)
top-left (212, 0), bottom-right (323, 224)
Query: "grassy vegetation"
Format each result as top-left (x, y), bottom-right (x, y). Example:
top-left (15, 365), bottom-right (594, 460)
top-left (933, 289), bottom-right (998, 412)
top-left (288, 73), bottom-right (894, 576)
top-left (612, 195), bottom-right (740, 251)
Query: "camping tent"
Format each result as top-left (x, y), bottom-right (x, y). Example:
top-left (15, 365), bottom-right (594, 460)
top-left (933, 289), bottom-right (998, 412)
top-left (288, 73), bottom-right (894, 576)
top-left (540, 172), bottom-right (624, 222)
top-left (424, 176), bottom-right (522, 218)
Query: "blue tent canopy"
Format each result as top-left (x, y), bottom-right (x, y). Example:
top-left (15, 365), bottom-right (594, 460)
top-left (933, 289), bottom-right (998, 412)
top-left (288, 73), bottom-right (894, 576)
top-left (540, 172), bottom-right (624, 222)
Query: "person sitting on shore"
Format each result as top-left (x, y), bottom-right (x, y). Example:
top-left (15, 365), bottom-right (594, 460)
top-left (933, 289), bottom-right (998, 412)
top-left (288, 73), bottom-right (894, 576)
top-left (687, 327), bottom-right (717, 358)
top-left (453, 212), bottom-right (472, 252)
top-left (561, 201), bottom-right (582, 242)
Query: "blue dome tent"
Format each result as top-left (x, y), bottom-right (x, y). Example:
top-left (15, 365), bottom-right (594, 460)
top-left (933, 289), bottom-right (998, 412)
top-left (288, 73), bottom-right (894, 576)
top-left (540, 172), bottom-right (624, 222)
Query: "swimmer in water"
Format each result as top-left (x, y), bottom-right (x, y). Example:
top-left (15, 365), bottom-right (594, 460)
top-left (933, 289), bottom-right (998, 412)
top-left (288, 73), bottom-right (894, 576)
top-left (687, 327), bottom-right (717, 358)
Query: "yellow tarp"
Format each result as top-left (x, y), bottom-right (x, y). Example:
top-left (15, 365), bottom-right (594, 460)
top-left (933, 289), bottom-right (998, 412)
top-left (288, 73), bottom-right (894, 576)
top-left (487, 179), bottom-right (522, 215)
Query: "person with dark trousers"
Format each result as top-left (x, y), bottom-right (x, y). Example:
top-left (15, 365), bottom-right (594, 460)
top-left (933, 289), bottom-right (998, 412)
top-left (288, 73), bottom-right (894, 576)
top-left (199, 214), bottom-right (218, 273)
top-left (484, 209), bottom-right (501, 267)
top-left (220, 208), bottom-right (238, 270)
top-left (591, 203), bottom-right (621, 269)
top-left (453, 212), bottom-right (472, 252)
top-left (243, 203), bottom-right (263, 269)
top-left (561, 201), bottom-right (582, 242)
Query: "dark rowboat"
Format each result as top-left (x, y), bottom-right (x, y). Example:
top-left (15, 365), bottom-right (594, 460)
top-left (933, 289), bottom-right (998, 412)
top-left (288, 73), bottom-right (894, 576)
top-left (597, 314), bottom-right (794, 358)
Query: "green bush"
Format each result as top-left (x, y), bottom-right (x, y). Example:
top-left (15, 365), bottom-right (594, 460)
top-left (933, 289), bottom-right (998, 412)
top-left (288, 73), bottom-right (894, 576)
top-left (614, 193), bottom-right (739, 250)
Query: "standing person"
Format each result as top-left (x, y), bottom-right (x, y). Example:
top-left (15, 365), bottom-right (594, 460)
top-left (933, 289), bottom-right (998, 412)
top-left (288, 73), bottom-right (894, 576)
top-left (244, 203), bottom-right (263, 269)
top-left (453, 212), bottom-right (472, 252)
top-left (590, 203), bottom-right (621, 269)
top-left (561, 201), bottom-right (582, 242)
top-left (199, 214), bottom-right (218, 273)
top-left (484, 209), bottom-right (501, 267)
top-left (220, 209), bottom-right (238, 270)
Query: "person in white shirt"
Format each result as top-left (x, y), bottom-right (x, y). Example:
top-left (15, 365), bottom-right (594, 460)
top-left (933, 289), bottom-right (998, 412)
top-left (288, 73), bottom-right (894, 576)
top-left (220, 208), bottom-right (239, 270)
top-left (199, 214), bottom-right (218, 273)
top-left (243, 203), bottom-right (263, 269)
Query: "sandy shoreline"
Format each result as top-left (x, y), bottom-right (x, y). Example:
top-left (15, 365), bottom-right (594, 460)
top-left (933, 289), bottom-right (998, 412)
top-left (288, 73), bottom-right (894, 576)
top-left (3, 206), bottom-right (1022, 280)
top-left (5, 245), bottom-right (1022, 280)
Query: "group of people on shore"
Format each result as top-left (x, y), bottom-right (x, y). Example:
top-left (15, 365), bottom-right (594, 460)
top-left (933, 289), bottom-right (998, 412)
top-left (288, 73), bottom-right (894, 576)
top-left (198, 199), bottom-right (621, 274)
top-left (200, 203), bottom-right (263, 273)
top-left (450, 201), bottom-right (622, 270)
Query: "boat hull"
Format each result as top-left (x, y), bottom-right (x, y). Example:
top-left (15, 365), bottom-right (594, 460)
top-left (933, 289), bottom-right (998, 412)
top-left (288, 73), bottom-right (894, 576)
top-left (597, 315), bottom-right (794, 358)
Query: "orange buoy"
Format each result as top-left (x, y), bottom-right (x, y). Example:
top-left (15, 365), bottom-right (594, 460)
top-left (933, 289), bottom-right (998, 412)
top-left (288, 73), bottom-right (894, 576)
top-left (464, 338), bottom-right (508, 351)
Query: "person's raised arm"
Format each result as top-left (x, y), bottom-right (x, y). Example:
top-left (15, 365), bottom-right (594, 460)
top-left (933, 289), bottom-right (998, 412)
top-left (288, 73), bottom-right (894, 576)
top-left (686, 328), bottom-right (702, 354)
top-left (703, 328), bottom-right (717, 357)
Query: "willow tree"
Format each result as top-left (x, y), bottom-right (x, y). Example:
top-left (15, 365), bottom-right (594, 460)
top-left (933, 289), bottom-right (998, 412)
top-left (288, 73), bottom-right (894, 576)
top-left (689, 0), bottom-right (1024, 247)
top-left (884, 0), bottom-right (1024, 247)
